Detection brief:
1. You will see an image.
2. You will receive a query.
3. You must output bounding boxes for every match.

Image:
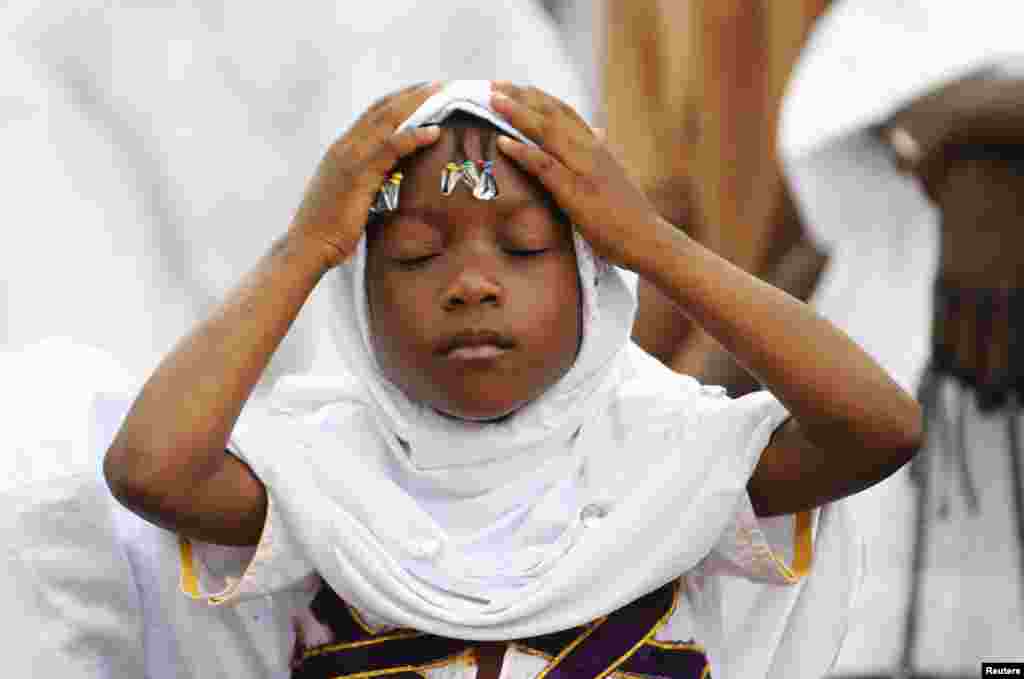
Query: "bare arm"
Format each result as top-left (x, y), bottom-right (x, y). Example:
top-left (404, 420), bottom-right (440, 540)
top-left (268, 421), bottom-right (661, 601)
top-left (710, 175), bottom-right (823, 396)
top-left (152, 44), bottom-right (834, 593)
top-left (676, 187), bottom-right (829, 396)
top-left (103, 235), bottom-right (332, 545)
top-left (638, 223), bottom-right (921, 517)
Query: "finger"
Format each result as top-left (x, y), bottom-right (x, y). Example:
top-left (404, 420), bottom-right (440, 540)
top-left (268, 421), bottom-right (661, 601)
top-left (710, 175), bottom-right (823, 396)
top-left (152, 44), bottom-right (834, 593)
top-left (373, 80), bottom-right (444, 131)
top-left (350, 81), bottom-right (440, 141)
top-left (342, 82), bottom-right (442, 167)
top-left (491, 91), bottom-right (596, 175)
top-left (496, 134), bottom-right (578, 211)
top-left (492, 82), bottom-right (596, 157)
top-left (491, 84), bottom-right (592, 146)
top-left (362, 125), bottom-right (442, 185)
top-left (493, 81), bottom-right (592, 133)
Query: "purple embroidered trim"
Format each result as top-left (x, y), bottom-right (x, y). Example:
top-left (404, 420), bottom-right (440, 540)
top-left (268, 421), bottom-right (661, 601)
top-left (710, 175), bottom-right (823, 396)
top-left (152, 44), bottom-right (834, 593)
top-left (292, 579), bottom-right (709, 679)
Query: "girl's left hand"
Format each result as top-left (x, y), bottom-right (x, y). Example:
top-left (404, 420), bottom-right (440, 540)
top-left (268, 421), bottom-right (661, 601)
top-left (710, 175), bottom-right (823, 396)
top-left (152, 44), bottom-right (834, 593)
top-left (491, 82), bottom-right (672, 273)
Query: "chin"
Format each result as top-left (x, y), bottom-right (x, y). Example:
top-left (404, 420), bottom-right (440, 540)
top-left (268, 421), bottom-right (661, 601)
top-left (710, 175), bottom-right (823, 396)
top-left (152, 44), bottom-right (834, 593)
top-left (435, 398), bottom-right (524, 423)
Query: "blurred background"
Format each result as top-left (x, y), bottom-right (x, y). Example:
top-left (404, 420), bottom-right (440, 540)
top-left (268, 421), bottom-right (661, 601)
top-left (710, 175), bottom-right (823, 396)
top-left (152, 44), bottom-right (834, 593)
top-left (4, 1), bottom-right (1022, 677)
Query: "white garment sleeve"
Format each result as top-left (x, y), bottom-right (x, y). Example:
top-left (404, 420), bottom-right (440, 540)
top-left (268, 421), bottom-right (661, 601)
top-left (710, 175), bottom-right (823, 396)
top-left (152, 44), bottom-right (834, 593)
top-left (88, 385), bottom-right (313, 606)
top-left (701, 497), bottom-right (816, 586)
top-left (689, 387), bottom-right (816, 585)
top-left (178, 427), bottom-right (316, 607)
top-left (178, 493), bottom-right (315, 606)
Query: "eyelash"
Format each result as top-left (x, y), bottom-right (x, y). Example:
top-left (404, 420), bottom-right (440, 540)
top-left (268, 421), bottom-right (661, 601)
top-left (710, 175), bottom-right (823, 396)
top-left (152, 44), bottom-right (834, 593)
top-left (506, 248), bottom-right (548, 257)
top-left (396, 255), bottom-right (437, 269)
top-left (395, 249), bottom-right (548, 268)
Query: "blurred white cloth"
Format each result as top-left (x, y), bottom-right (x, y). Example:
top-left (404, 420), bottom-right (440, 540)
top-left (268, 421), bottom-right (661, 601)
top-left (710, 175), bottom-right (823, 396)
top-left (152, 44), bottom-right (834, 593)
top-left (1, 0), bottom-right (590, 383)
top-left (1, 2), bottom-right (591, 676)
top-left (779, 0), bottom-right (1024, 672)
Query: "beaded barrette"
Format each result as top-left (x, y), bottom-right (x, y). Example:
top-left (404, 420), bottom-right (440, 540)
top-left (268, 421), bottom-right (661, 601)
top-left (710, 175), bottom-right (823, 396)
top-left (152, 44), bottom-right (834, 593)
top-left (369, 159), bottom-right (498, 216)
top-left (369, 172), bottom-right (403, 215)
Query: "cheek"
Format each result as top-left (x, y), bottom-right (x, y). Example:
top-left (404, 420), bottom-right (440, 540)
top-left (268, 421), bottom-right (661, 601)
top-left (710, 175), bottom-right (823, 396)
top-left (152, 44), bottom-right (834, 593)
top-left (518, 260), bottom-right (581, 353)
top-left (366, 273), bottom-right (432, 359)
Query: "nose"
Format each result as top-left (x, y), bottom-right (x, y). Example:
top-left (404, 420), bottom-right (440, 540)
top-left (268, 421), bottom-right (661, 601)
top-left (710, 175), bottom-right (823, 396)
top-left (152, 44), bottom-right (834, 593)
top-left (442, 268), bottom-right (502, 311)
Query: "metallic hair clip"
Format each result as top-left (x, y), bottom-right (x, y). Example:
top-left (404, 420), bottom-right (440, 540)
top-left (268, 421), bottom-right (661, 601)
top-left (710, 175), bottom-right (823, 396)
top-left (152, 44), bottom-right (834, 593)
top-left (440, 162), bottom-right (463, 195)
top-left (369, 172), bottom-right (403, 215)
top-left (440, 159), bottom-right (499, 201)
top-left (369, 156), bottom-right (500, 219)
top-left (473, 160), bottom-right (498, 200)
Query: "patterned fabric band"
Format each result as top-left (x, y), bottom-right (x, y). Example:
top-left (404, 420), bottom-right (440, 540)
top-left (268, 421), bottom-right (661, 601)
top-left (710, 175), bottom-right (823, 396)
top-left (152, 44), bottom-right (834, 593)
top-left (291, 580), bottom-right (709, 679)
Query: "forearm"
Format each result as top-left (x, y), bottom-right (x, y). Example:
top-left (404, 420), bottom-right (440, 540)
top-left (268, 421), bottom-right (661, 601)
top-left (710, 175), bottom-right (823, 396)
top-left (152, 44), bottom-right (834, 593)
top-left (640, 220), bottom-right (921, 454)
top-left (681, 190), bottom-right (829, 394)
top-left (105, 233), bottom-right (332, 502)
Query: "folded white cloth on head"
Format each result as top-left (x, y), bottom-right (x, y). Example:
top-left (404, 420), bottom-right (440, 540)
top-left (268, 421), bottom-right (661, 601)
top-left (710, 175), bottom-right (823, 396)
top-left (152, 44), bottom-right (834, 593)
top-left (186, 80), bottom-right (858, 679)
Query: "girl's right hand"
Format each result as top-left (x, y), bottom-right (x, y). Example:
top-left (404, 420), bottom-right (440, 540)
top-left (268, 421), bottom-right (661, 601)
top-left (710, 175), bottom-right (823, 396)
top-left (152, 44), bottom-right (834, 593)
top-left (288, 82), bottom-right (443, 268)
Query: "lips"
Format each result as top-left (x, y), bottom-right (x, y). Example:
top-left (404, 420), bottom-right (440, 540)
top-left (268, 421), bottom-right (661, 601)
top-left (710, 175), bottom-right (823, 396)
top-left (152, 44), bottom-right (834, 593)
top-left (438, 329), bottom-right (516, 359)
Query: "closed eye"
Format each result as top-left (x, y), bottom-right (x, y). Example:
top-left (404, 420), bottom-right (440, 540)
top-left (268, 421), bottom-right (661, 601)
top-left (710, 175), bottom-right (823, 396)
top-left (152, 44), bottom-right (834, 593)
top-left (395, 254), bottom-right (438, 269)
top-left (505, 248), bottom-right (549, 257)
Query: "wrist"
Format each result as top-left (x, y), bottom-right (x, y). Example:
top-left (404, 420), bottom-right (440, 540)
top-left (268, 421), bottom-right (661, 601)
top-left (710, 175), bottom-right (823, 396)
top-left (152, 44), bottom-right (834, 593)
top-left (276, 231), bottom-right (342, 275)
top-left (635, 217), bottom-right (700, 287)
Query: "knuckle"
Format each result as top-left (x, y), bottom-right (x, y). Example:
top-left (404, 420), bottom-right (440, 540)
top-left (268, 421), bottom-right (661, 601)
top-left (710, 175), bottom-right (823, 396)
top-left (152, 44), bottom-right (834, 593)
top-left (383, 135), bottom-right (405, 158)
top-left (575, 173), bottom-right (601, 197)
top-left (536, 154), bottom-right (555, 174)
top-left (538, 115), bottom-right (555, 141)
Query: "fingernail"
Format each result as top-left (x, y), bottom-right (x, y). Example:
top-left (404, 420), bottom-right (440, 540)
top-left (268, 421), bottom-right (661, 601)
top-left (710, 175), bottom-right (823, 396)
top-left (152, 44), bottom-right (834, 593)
top-left (497, 135), bottom-right (517, 151)
top-left (421, 125), bottom-right (441, 138)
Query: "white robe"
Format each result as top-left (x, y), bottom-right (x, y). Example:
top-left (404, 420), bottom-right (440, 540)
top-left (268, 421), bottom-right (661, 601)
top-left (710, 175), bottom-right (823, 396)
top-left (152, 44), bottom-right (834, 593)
top-left (779, 1), bottom-right (1024, 671)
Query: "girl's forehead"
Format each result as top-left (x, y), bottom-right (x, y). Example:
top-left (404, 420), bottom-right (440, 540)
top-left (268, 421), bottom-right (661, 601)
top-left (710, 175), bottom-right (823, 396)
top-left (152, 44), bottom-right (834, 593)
top-left (398, 126), bottom-right (540, 206)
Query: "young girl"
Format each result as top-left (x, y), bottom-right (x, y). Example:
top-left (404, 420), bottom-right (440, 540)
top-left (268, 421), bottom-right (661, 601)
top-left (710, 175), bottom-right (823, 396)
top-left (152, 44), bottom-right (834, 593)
top-left (103, 80), bottom-right (920, 678)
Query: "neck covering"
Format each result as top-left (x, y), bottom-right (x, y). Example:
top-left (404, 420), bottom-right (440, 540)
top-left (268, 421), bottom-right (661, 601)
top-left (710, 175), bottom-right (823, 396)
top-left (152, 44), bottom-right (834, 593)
top-left (228, 80), bottom-right (858, 678)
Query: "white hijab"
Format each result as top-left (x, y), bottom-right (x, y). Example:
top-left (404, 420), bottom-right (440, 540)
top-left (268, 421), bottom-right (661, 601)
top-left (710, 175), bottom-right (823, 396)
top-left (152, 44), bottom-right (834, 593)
top-left (228, 82), bottom-right (857, 677)
top-left (264, 81), bottom-right (640, 605)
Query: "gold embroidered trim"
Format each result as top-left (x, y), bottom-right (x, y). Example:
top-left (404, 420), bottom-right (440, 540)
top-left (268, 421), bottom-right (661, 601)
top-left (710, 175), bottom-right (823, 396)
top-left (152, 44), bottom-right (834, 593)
top-left (534, 617), bottom-right (607, 679)
top-left (508, 643), bottom-right (555, 661)
top-left (792, 509), bottom-right (813, 577)
top-left (768, 509), bottom-right (815, 583)
top-left (346, 601), bottom-right (405, 636)
top-left (645, 639), bottom-right (705, 652)
top-left (324, 649), bottom-right (474, 679)
top-left (591, 580), bottom-right (683, 679)
top-left (178, 537), bottom-right (200, 599)
top-left (302, 630), bottom-right (426, 658)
